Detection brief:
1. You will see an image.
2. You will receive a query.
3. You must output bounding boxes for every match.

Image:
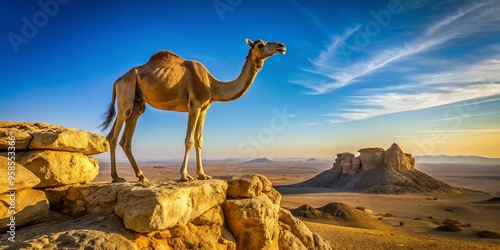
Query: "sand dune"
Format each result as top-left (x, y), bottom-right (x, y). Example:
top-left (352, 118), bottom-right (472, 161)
top-left (290, 202), bottom-right (395, 232)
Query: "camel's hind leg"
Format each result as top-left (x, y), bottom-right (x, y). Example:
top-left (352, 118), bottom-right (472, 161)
top-left (107, 70), bottom-right (138, 183)
top-left (107, 115), bottom-right (127, 183)
top-left (179, 104), bottom-right (201, 182)
top-left (194, 108), bottom-right (212, 180)
top-left (119, 101), bottom-right (148, 182)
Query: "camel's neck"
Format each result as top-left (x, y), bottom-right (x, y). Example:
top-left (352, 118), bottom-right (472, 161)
top-left (211, 51), bottom-right (263, 102)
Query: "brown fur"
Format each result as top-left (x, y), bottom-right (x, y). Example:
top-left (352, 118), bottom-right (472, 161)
top-left (149, 50), bottom-right (180, 61)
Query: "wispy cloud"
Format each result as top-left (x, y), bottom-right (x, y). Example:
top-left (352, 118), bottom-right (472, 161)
top-left (326, 69), bottom-right (500, 122)
top-left (292, 1), bottom-right (498, 94)
top-left (427, 111), bottom-right (500, 123)
top-left (425, 2), bottom-right (488, 36)
top-left (416, 128), bottom-right (500, 134)
top-left (397, 128), bottom-right (500, 138)
top-left (312, 25), bottom-right (361, 69)
top-left (301, 122), bottom-right (322, 126)
top-left (418, 59), bottom-right (500, 86)
top-left (290, 0), bottom-right (331, 35)
top-left (293, 1), bottom-right (500, 123)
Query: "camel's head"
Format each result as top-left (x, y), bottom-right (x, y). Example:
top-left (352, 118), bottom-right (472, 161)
top-left (246, 38), bottom-right (286, 60)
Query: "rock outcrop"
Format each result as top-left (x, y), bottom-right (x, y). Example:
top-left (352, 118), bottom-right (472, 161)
top-left (358, 147), bottom-right (386, 170)
top-left (13, 151), bottom-right (100, 189)
top-left (333, 152), bottom-right (356, 174)
top-left (332, 144), bottom-right (414, 174)
top-left (0, 121), bottom-right (109, 154)
top-left (384, 143), bottom-right (415, 171)
top-left (0, 157), bottom-right (49, 231)
top-left (0, 122), bottom-right (107, 188)
top-left (7, 174), bottom-right (331, 250)
top-left (0, 189), bottom-right (49, 231)
top-left (296, 143), bottom-right (461, 194)
top-left (0, 157), bottom-right (40, 193)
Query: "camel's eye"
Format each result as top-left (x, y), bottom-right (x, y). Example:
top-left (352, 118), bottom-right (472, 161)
top-left (258, 44), bottom-right (264, 48)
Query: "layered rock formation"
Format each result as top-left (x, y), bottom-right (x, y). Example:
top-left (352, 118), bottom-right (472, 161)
top-left (0, 122), bottom-right (108, 188)
top-left (333, 143), bottom-right (415, 174)
top-left (7, 174), bottom-right (331, 250)
top-left (0, 121), bottom-right (109, 154)
top-left (0, 157), bottom-right (49, 231)
top-left (297, 143), bottom-right (461, 194)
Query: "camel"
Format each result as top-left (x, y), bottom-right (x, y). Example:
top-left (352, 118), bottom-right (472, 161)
top-left (100, 38), bottom-right (286, 182)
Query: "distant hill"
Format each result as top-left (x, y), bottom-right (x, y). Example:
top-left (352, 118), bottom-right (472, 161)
top-left (290, 203), bottom-right (393, 231)
top-left (306, 158), bottom-right (317, 162)
top-left (242, 157), bottom-right (275, 164)
top-left (415, 155), bottom-right (500, 164)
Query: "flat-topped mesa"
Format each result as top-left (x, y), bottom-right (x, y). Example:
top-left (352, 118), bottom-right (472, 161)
top-left (358, 147), bottom-right (385, 170)
top-left (300, 143), bottom-right (458, 194)
top-left (331, 143), bottom-right (415, 173)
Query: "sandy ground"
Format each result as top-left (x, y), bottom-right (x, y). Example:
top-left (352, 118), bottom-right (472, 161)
top-left (94, 161), bottom-right (500, 249)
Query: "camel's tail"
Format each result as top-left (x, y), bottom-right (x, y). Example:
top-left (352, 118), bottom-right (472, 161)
top-left (99, 84), bottom-right (116, 131)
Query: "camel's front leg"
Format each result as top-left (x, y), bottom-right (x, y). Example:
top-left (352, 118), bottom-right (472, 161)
top-left (180, 106), bottom-right (200, 181)
top-left (195, 108), bottom-right (212, 180)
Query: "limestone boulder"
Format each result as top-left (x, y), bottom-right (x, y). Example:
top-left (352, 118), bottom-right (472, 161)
top-left (278, 208), bottom-right (331, 250)
top-left (44, 183), bottom-right (122, 216)
top-left (162, 210), bottom-right (236, 250)
top-left (358, 148), bottom-right (385, 170)
top-left (384, 143), bottom-right (415, 171)
top-left (279, 208), bottom-right (315, 249)
top-left (0, 157), bottom-right (40, 194)
top-left (0, 123), bottom-right (32, 150)
top-left (0, 189), bottom-right (49, 231)
top-left (12, 230), bottom-right (139, 250)
top-left (278, 223), bottom-right (308, 250)
top-left (12, 150), bottom-right (99, 188)
top-left (115, 179), bottom-right (228, 233)
top-left (223, 194), bottom-right (280, 250)
top-left (0, 121), bottom-right (108, 155)
top-left (226, 174), bottom-right (273, 198)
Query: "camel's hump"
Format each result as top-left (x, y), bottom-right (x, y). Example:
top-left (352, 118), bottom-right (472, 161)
top-left (149, 50), bottom-right (180, 61)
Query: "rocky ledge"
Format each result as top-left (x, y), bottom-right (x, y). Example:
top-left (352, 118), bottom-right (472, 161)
top-left (0, 121), bottom-right (108, 188)
top-left (2, 174), bottom-right (331, 250)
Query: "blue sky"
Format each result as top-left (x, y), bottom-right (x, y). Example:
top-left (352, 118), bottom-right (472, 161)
top-left (1, 0), bottom-right (499, 160)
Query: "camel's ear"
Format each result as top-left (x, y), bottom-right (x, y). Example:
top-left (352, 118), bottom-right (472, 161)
top-left (246, 38), bottom-right (254, 47)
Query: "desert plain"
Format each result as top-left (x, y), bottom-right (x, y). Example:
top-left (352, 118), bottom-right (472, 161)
top-left (93, 159), bottom-right (500, 249)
